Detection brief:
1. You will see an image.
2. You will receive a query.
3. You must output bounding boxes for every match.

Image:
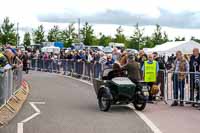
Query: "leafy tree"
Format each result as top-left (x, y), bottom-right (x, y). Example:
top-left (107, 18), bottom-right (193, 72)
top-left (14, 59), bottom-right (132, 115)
top-left (80, 22), bottom-right (95, 46)
top-left (23, 32), bottom-right (31, 47)
top-left (191, 36), bottom-right (200, 43)
top-left (0, 17), bottom-right (17, 45)
top-left (98, 34), bottom-right (112, 47)
top-left (143, 36), bottom-right (154, 48)
top-left (163, 31), bottom-right (169, 42)
top-left (114, 26), bottom-right (127, 44)
top-left (32, 25), bottom-right (45, 44)
top-left (47, 25), bottom-right (61, 42)
top-left (149, 24), bottom-right (169, 48)
top-left (151, 24), bottom-right (163, 46)
top-left (128, 23), bottom-right (144, 50)
top-left (175, 36), bottom-right (185, 41)
top-left (61, 23), bottom-right (77, 47)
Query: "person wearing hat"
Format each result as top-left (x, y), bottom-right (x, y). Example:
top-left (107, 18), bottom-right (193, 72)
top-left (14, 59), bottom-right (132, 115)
top-left (122, 54), bottom-right (141, 82)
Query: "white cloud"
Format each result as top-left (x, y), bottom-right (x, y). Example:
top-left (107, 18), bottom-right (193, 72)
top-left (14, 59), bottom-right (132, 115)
top-left (0, 0), bottom-right (200, 23)
top-left (1, 0), bottom-right (200, 40)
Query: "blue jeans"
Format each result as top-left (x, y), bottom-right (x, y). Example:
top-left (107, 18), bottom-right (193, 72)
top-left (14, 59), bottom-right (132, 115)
top-left (48, 60), bottom-right (53, 72)
top-left (62, 60), bottom-right (67, 73)
top-left (94, 63), bottom-right (102, 78)
top-left (67, 61), bottom-right (73, 72)
top-left (44, 60), bottom-right (48, 71)
top-left (85, 63), bottom-right (91, 77)
top-left (37, 59), bottom-right (43, 70)
top-left (31, 59), bottom-right (36, 69)
top-left (173, 74), bottom-right (185, 100)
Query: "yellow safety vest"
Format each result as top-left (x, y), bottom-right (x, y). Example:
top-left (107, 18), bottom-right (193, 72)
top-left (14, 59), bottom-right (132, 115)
top-left (0, 52), bottom-right (8, 67)
top-left (0, 53), bottom-right (4, 58)
top-left (144, 61), bottom-right (157, 82)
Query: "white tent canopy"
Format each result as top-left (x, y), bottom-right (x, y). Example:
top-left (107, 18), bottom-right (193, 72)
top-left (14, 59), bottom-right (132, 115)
top-left (147, 40), bottom-right (200, 55)
top-left (41, 46), bottom-right (60, 54)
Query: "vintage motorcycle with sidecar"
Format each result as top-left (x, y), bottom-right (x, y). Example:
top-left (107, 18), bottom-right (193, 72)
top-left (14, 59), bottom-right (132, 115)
top-left (93, 68), bottom-right (148, 112)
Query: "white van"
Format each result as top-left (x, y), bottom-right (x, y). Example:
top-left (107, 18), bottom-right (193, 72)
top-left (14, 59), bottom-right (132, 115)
top-left (109, 42), bottom-right (125, 49)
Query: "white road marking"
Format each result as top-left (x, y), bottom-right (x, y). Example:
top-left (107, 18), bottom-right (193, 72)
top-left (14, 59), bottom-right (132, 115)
top-left (17, 123), bottom-right (23, 133)
top-left (21, 113), bottom-right (40, 123)
top-left (17, 102), bottom-right (45, 133)
top-left (58, 74), bottom-right (162, 133)
top-left (127, 105), bottom-right (162, 133)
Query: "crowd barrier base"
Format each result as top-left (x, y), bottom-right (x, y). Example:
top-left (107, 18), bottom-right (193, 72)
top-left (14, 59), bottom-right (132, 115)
top-left (0, 67), bottom-right (24, 113)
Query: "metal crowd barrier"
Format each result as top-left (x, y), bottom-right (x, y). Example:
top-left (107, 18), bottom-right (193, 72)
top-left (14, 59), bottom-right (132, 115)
top-left (0, 67), bottom-right (23, 108)
top-left (30, 59), bottom-right (103, 79)
top-left (165, 71), bottom-right (200, 104)
top-left (29, 59), bottom-right (169, 100)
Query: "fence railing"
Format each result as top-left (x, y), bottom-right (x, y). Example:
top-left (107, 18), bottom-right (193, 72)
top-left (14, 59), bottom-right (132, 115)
top-left (30, 59), bottom-right (105, 79)
top-left (30, 58), bottom-right (200, 104)
top-left (166, 71), bottom-right (200, 104)
top-left (0, 66), bottom-right (23, 108)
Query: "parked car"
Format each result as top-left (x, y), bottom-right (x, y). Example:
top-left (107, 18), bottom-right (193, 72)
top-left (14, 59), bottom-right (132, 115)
top-left (126, 49), bottom-right (138, 54)
top-left (102, 47), bottom-right (113, 54)
top-left (109, 42), bottom-right (125, 49)
top-left (84, 46), bottom-right (104, 51)
top-left (71, 42), bottom-right (85, 50)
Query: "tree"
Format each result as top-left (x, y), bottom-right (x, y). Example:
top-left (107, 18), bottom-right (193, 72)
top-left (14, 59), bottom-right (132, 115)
top-left (80, 22), bottom-right (95, 46)
top-left (150, 24), bottom-right (169, 48)
top-left (143, 36), bottom-right (154, 48)
top-left (47, 25), bottom-right (61, 42)
top-left (23, 32), bottom-right (31, 47)
top-left (114, 26), bottom-right (127, 44)
top-left (98, 34), bottom-right (112, 47)
top-left (151, 24), bottom-right (163, 46)
top-left (163, 31), bottom-right (169, 42)
top-left (191, 36), bottom-right (200, 43)
top-left (175, 36), bottom-right (185, 41)
top-left (32, 25), bottom-right (45, 44)
top-left (128, 23), bottom-right (144, 50)
top-left (0, 17), bottom-right (17, 45)
top-left (61, 23), bottom-right (77, 47)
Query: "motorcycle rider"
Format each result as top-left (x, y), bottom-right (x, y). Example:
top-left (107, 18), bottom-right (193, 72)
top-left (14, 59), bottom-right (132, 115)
top-left (122, 54), bottom-right (141, 82)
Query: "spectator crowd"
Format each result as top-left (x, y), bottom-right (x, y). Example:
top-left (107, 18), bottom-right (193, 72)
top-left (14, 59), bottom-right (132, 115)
top-left (1, 45), bottom-right (200, 109)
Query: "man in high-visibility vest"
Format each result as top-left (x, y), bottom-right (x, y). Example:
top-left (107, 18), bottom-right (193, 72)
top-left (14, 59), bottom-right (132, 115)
top-left (142, 54), bottom-right (159, 102)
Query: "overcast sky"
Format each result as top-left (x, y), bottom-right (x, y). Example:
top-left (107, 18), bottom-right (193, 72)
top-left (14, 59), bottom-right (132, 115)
top-left (1, 0), bottom-right (200, 27)
top-left (1, 0), bottom-right (200, 39)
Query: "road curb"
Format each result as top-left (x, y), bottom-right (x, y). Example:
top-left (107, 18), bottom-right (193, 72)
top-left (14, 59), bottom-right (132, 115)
top-left (0, 80), bottom-right (30, 128)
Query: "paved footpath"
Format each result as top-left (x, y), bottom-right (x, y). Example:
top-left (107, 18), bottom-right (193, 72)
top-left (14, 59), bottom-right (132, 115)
top-left (0, 71), bottom-right (153, 133)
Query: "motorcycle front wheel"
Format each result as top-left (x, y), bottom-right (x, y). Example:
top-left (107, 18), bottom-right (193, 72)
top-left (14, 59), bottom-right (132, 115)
top-left (133, 89), bottom-right (146, 111)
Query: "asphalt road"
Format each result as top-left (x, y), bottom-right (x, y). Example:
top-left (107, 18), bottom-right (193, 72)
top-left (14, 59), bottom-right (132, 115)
top-left (0, 71), bottom-right (152, 133)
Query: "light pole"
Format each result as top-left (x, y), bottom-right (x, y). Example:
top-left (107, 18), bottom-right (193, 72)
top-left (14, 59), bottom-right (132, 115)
top-left (78, 18), bottom-right (81, 43)
top-left (16, 22), bottom-right (19, 47)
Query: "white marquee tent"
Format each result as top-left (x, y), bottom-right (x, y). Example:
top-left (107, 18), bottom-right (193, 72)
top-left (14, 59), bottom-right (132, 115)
top-left (147, 40), bottom-right (200, 55)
